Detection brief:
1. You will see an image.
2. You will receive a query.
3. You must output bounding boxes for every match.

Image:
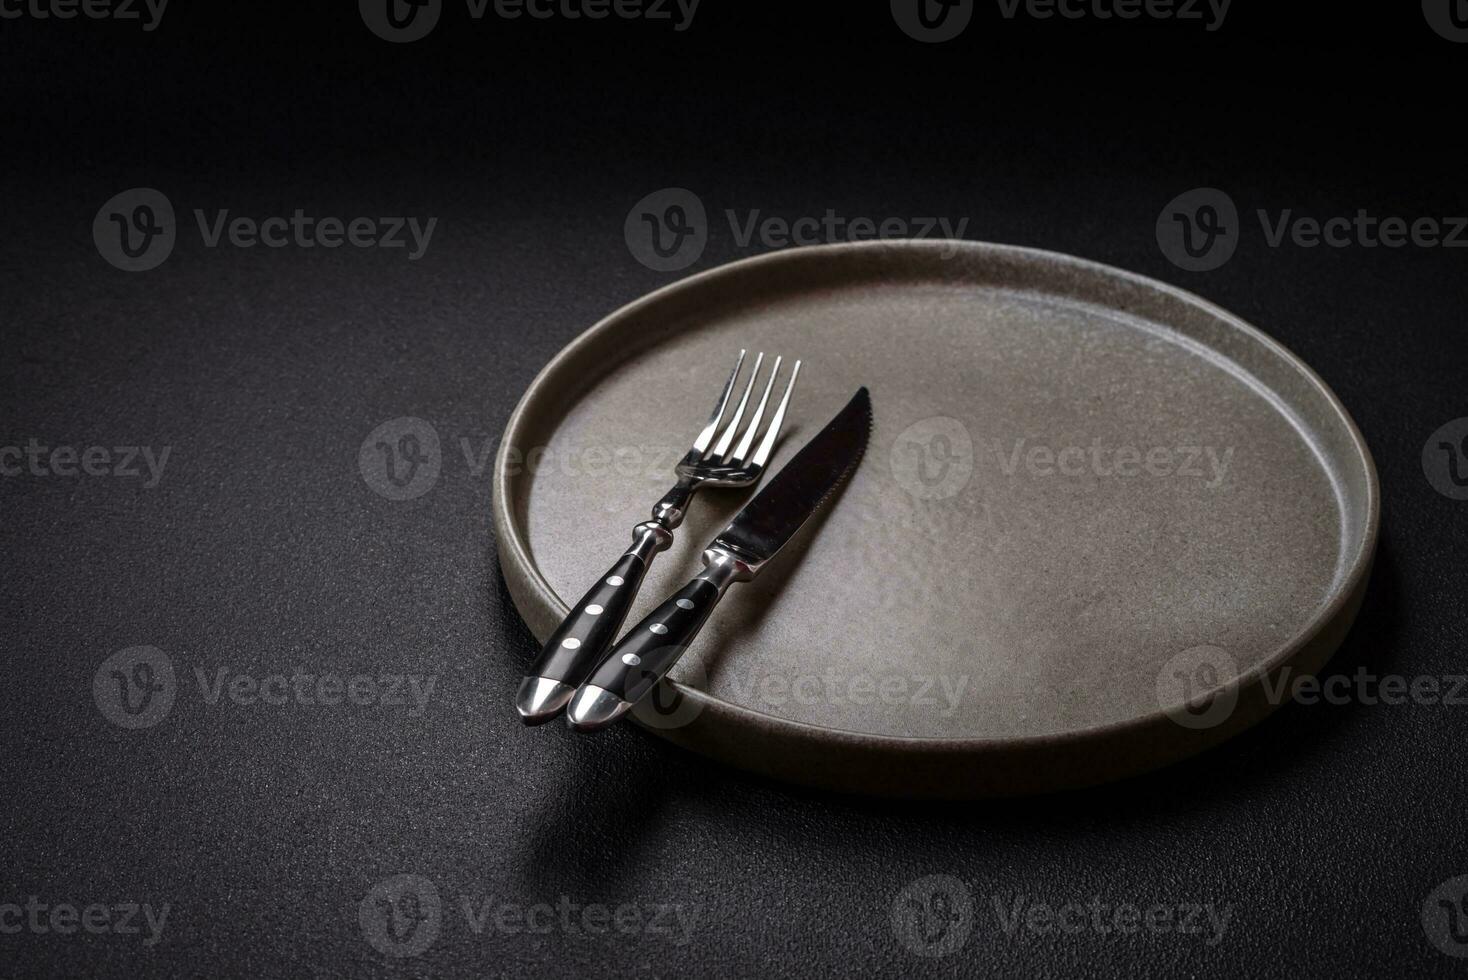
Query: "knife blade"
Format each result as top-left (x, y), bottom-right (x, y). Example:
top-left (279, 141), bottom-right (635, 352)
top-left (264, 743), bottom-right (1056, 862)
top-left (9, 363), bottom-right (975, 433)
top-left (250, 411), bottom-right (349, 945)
top-left (564, 386), bottom-right (871, 732)
top-left (711, 385), bottom-right (871, 567)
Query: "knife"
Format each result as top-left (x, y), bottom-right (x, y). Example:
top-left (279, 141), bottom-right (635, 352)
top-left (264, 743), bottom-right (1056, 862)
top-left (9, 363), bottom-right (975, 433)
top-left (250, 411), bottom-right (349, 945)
top-left (564, 386), bottom-right (871, 733)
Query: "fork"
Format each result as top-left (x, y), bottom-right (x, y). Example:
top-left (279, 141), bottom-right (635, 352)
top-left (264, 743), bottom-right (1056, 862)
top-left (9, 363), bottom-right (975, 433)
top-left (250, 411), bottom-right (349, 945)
top-left (515, 350), bottom-right (801, 724)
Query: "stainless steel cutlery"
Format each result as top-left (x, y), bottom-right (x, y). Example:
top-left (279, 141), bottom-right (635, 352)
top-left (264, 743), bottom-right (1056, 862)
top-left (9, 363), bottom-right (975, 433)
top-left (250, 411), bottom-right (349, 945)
top-left (564, 386), bottom-right (871, 732)
top-left (515, 350), bottom-right (801, 725)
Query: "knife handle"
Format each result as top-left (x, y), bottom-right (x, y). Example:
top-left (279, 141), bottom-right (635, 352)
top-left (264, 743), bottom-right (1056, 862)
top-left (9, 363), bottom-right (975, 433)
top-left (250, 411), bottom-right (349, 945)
top-left (565, 549), bottom-right (752, 732)
top-left (515, 521), bottom-right (673, 724)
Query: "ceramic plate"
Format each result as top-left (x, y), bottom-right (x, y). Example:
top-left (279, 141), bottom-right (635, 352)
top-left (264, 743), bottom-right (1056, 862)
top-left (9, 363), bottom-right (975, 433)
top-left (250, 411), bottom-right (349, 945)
top-left (493, 240), bottom-right (1378, 798)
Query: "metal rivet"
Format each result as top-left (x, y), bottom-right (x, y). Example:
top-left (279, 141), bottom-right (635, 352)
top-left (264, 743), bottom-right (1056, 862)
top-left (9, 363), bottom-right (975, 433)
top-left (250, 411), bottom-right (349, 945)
top-left (586, 604), bottom-right (604, 615)
top-left (561, 638), bottom-right (581, 649)
top-left (675, 598), bottom-right (695, 610)
top-left (622, 653), bottom-right (641, 667)
top-left (649, 623), bottom-right (669, 635)
top-left (606, 575), bottom-right (625, 586)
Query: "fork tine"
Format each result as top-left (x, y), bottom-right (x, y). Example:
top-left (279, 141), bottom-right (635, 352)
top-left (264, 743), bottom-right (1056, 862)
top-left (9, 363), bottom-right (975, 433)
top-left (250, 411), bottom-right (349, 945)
top-left (690, 350), bottom-right (746, 455)
top-left (749, 359), bottom-right (800, 469)
top-left (728, 355), bottom-right (781, 464)
top-left (709, 351), bottom-right (764, 459)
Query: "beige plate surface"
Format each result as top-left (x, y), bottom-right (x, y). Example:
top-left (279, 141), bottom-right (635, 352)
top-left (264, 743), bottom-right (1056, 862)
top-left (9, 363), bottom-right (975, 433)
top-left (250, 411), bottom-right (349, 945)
top-left (493, 240), bottom-right (1378, 798)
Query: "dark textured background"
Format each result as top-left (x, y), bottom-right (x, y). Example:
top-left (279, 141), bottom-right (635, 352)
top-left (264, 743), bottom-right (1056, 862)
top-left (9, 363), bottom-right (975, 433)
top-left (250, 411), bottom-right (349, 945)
top-left (2, 2), bottom-right (1466, 977)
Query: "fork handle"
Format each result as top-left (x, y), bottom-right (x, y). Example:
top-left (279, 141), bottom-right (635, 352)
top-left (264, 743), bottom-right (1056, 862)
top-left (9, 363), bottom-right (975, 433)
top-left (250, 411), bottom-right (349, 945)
top-left (515, 521), bottom-right (674, 724)
top-left (565, 549), bottom-right (749, 733)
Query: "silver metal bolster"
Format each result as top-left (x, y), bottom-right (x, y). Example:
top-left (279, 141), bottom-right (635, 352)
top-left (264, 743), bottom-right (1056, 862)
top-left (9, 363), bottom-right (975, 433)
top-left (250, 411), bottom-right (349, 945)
top-left (515, 676), bottom-right (576, 725)
top-left (695, 547), bottom-right (759, 595)
top-left (627, 521), bottom-right (675, 562)
top-left (650, 477), bottom-right (698, 528)
top-left (565, 684), bottom-right (632, 733)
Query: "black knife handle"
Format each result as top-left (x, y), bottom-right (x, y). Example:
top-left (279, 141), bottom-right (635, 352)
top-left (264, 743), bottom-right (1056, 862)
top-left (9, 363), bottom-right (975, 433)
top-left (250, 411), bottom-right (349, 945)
top-left (526, 522), bottom-right (673, 686)
top-left (583, 576), bottom-right (727, 705)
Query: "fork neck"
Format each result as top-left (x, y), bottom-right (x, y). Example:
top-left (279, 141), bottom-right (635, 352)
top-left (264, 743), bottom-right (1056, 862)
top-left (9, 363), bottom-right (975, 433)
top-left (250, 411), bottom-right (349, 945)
top-left (651, 474), bottom-right (700, 529)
